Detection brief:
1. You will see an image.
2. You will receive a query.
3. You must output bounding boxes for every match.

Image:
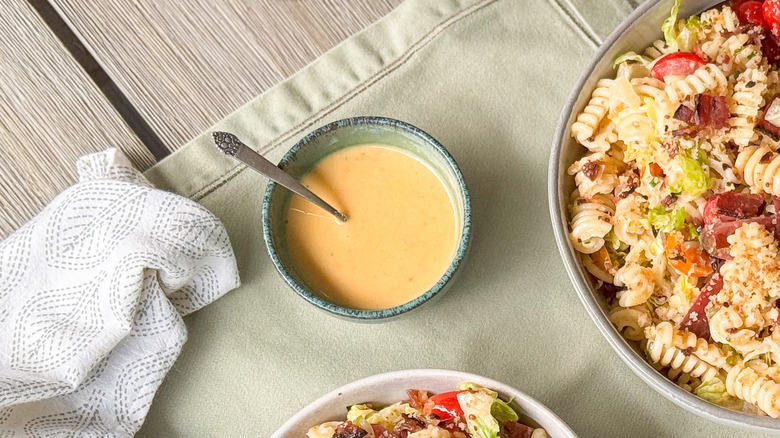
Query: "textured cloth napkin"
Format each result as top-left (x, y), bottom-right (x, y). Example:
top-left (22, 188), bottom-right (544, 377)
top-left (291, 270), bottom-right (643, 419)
top-left (0, 149), bottom-right (239, 436)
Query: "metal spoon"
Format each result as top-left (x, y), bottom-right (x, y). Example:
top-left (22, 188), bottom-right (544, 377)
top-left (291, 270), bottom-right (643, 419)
top-left (212, 131), bottom-right (348, 222)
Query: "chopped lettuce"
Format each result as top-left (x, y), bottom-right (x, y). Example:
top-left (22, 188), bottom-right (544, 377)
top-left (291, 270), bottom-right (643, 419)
top-left (671, 154), bottom-right (711, 197)
top-left (458, 390), bottom-right (499, 438)
top-left (346, 402), bottom-right (419, 431)
top-left (612, 51), bottom-right (652, 69)
top-left (491, 398), bottom-right (519, 423)
top-left (455, 383), bottom-right (524, 438)
top-left (695, 378), bottom-right (731, 404)
top-left (457, 382), bottom-right (498, 397)
top-left (607, 230), bottom-right (621, 251)
top-left (662, 0), bottom-right (682, 51)
top-left (648, 206), bottom-right (686, 232)
top-left (694, 378), bottom-right (742, 409)
top-left (685, 16), bottom-right (704, 30)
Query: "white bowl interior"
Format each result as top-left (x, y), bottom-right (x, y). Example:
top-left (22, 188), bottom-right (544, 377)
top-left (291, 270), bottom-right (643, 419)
top-left (550, 0), bottom-right (780, 433)
top-left (270, 369), bottom-right (578, 438)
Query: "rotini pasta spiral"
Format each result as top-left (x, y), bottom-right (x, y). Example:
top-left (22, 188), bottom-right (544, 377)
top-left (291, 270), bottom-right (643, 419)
top-left (645, 322), bottom-right (731, 369)
top-left (727, 364), bottom-right (780, 418)
top-left (567, 151), bottom-right (622, 199)
top-left (569, 192), bottom-right (614, 254)
top-left (614, 262), bottom-right (655, 307)
top-left (646, 341), bottom-right (720, 384)
top-left (699, 5), bottom-right (739, 34)
top-left (571, 79), bottom-right (613, 151)
top-left (632, 77), bottom-right (671, 121)
top-left (663, 64), bottom-right (728, 111)
top-left (644, 39), bottom-right (670, 60)
top-left (613, 194), bottom-right (650, 245)
top-left (609, 306), bottom-right (652, 341)
top-left (728, 68), bottom-right (767, 147)
top-left (709, 307), bottom-right (761, 355)
top-left (700, 34), bottom-right (725, 61)
top-left (735, 145), bottom-right (780, 196)
top-left (582, 253), bottom-right (614, 283)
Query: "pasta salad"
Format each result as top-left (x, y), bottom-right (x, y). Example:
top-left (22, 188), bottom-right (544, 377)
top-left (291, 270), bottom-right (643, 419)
top-left (568, 0), bottom-right (780, 417)
top-left (307, 383), bottom-right (548, 438)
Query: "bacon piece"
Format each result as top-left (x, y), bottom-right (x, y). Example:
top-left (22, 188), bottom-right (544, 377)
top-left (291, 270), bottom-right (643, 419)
top-left (703, 192), bottom-right (766, 224)
top-left (406, 389), bottom-right (429, 410)
top-left (581, 161), bottom-right (601, 181)
top-left (393, 417), bottom-right (426, 436)
top-left (499, 422), bottom-right (535, 438)
top-left (371, 424), bottom-right (392, 438)
top-left (674, 104), bottom-right (695, 122)
top-left (758, 96), bottom-right (780, 139)
top-left (661, 194), bottom-right (678, 208)
top-left (334, 422), bottom-right (368, 438)
top-left (694, 94), bottom-right (730, 128)
top-left (702, 216), bottom-right (780, 259)
top-left (681, 274), bottom-right (723, 340)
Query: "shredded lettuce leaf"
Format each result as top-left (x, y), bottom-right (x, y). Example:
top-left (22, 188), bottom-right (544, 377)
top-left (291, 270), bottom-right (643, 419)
top-left (458, 391), bottom-right (499, 438)
top-left (671, 154), bottom-right (711, 197)
top-left (612, 51), bottom-right (652, 69)
top-left (491, 398), bottom-right (519, 423)
top-left (346, 402), bottom-right (419, 431)
top-left (648, 206), bottom-right (686, 232)
top-left (607, 230), bottom-right (621, 251)
top-left (662, 0), bottom-right (682, 51)
top-left (456, 383), bottom-right (524, 438)
top-left (695, 378), bottom-right (742, 409)
top-left (457, 382), bottom-right (497, 397)
top-left (686, 16), bottom-right (703, 30)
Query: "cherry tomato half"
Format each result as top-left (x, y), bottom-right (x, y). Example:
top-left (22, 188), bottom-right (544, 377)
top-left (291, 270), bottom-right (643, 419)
top-left (651, 52), bottom-right (706, 80)
top-left (735, 0), bottom-right (769, 29)
top-left (422, 391), bottom-right (463, 420)
top-left (765, 0), bottom-right (780, 36)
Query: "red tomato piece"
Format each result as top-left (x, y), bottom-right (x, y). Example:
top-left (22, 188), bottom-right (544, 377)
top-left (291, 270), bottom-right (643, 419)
top-left (765, 0), bottom-right (780, 36)
top-left (736, 0), bottom-right (770, 28)
top-left (422, 391), bottom-right (463, 420)
top-left (681, 274), bottom-right (723, 339)
top-left (651, 52), bottom-right (706, 80)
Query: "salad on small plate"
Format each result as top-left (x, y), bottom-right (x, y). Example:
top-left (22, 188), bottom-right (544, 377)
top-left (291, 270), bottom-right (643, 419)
top-left (307, 382), bottom-right (548, 438)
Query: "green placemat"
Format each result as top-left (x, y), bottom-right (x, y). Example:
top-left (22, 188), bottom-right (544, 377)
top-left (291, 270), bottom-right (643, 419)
top-left (140, 0), bottom-right (763, 436)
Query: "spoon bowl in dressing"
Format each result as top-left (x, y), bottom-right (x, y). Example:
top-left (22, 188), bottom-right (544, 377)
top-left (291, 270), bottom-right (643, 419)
top-left (262, 117), bottom-right (471, 321)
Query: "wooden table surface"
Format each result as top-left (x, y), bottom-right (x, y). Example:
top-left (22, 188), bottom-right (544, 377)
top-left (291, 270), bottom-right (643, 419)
top-left (0, 0), bottom-right (402, 239)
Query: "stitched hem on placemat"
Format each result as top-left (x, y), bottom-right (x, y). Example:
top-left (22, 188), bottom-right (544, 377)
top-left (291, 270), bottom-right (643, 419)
top-left (190, 0), bottom-right (498, 201)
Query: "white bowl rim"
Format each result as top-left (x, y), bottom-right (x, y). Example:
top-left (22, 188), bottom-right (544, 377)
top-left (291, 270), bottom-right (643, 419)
top-left (548, 0), bottom-right (780, 432)
top-left (270, 369), bottom-right (578, 437)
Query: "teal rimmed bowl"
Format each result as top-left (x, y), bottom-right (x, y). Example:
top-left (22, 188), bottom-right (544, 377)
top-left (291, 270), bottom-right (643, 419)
top-left (262, 117), bottom-right (471, 321)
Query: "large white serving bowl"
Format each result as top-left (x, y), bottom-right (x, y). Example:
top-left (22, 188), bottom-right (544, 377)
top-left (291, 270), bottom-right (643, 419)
top-left (549, 0), bottom-right (780, 433)
top-left (270, 369), bottom-right (578, 437)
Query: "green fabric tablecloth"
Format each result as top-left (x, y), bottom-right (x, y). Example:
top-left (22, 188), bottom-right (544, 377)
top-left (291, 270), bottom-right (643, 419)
top-left (139, 0), bottom-right (766, 436)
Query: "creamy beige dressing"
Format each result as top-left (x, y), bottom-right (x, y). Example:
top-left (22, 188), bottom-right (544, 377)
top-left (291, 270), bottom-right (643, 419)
top-left (284, 144), bottom-right (458, 310)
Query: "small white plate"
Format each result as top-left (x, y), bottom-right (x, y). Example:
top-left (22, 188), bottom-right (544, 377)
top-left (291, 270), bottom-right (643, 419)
top-left (270, 369), bottom-right (578, 437)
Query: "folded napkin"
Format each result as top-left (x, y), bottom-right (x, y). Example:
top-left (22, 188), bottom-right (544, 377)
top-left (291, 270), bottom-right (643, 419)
top-left (0, 149), bottom-right (239, 436)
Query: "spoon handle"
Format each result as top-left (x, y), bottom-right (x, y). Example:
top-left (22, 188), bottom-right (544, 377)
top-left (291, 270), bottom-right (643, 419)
top-left (212, 132), bottom-right (348, 222)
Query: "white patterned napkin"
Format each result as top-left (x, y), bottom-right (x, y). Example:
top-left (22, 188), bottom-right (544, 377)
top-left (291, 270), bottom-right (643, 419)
top-left (0, 149), bottom-right (240, 437)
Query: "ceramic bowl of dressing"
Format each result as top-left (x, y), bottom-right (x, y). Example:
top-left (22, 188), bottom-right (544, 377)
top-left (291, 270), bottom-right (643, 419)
top-left (262, 116), bottom-right (471, 321)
